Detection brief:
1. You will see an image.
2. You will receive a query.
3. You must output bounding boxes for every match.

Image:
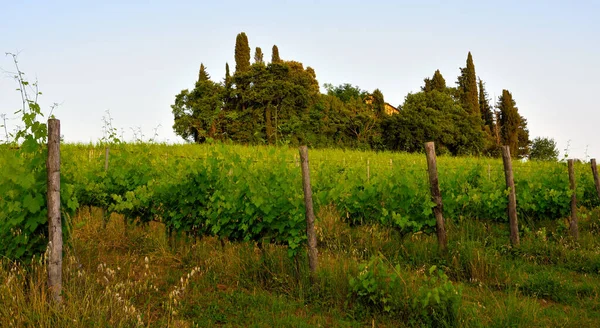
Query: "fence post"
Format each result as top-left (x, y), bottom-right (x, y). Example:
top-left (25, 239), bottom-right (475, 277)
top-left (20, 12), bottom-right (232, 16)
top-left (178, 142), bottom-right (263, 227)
top-left (591, 159), bottom-right (600, 201)
top-left (47, 119), bottom-right (62, 304)
top-left (299, 146), bottom-right (318, 281)
top-left (424, 142), bottom-right (447, 251)
top-left (568, 159), bottom-right (579, 240)
top-left (501, 146), bottom-right (519, 246)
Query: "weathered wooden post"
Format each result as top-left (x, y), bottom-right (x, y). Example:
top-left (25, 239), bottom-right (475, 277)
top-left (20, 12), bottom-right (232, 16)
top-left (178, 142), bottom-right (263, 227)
top-left (47, 118), bottom-right (62, 304)
top-left (501, 146), bottom-right (519, 246)
top-left (299, 146), bottom-right (318, 280)
top-left (568, 159), bottom-right (579, 240)
top-left (591, 159), bottom-right (600, 201)
top-left (424, 142), bottom-right (447, 251)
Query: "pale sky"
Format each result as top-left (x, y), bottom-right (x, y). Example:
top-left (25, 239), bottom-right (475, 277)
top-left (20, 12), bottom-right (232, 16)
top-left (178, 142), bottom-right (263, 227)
top-left (1, 1), bottom-right (599, 159)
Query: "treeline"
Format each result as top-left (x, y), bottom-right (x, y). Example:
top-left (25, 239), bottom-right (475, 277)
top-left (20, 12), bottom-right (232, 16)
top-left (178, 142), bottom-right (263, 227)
top-left (172, 32), bottom-right (530, 157)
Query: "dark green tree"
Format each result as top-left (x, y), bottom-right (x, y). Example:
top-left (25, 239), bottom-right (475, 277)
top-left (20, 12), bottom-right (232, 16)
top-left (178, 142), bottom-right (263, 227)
top-left (529, 137), bottom-right (559, 161)
top-left (224, 63), bottom-right (231, 89)
top-left (457, 52), bottom-right (480, 116)
top-left (271, 45), bottom-right (281, 63)
top-left (497, 89), bottom-right (521, 156)
top-left (235, 32), bottom-right (251, 73)
top-left (382, 90), bottom-right (483, 155)
top-left (254, 47), bottom-right (264, 64)
top-left (517, 115), bottom-right (531, 158)
top-left (478, 78), bottom-right (493, 127)
top-left (172, 65), bottom-right (224, 143)
top-left (198, 63), bottom-right (210, 82)
top-left (423, 69), bottom-right (446, 92)
top-left (371, 89), bottom-right (385, 118)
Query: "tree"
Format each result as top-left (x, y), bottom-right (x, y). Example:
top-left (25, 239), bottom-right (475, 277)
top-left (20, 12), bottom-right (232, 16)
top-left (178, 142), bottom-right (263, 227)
top-left (324, 83), bottom-right (366, 103)
top-left (423, 69), bottom-right (446, 92)
top-left (254, 47), bottom-right (264, 64)
top-left (517, 115), bottom-right (531, 158)
top-left (235, 32), bottom-right (251, 73)
top-left (457, 52), bottom-right (479, 116)
top-left (478, 78), bottom-right (493, 127)
top-left (172, 66), bottom-right (224, 143)
top-left (497, 89), bottom-right (521, 156)
top-left (529, 137), bottom-right (559, 161)
top-left (271, 45), bottom-right (281, 63)
top-left (198, 63), bottom-right (210, 82)
top-left (382, 90), bottom-right (484, 155)
top-left (370, 89), bottom-right (385, 118)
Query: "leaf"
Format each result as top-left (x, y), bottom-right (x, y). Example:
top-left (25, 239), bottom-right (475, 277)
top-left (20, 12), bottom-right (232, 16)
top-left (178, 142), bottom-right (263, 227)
top-left (23, 194), bottom-right (42, 213)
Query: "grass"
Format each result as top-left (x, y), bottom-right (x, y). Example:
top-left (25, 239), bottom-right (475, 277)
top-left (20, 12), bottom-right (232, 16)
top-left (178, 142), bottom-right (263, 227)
top-left (1, 206), bottom-right (600, 327)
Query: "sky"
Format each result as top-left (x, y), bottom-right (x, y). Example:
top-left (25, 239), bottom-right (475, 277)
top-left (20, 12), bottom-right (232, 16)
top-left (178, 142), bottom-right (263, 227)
top-left (1, 0), bottom-right (599, 159)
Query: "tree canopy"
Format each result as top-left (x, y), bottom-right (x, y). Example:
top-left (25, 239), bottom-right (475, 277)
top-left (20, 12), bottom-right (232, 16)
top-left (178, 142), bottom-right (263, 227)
top-left (172, 35), bottom-right (534, 158)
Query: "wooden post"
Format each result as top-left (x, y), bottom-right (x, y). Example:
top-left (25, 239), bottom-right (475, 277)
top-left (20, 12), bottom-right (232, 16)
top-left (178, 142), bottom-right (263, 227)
top-left (424, 142), bottom-right (447, 251)
top-left (299, 146), bottom-right (318, 280)
top-left (591, 159), bottom-right (600, 201)
top-left (501, 146), bottom-right (519, 246)
top-left (47, 119), bottom-right (62, 304)
top-left (104, 146), bottom-right (109, 171)
top-left (568, 159), bottom-right (579, 240)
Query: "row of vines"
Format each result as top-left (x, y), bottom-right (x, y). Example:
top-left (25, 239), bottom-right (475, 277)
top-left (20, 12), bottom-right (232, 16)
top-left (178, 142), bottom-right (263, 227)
top-left (49, 142), bottom-right (599, 257)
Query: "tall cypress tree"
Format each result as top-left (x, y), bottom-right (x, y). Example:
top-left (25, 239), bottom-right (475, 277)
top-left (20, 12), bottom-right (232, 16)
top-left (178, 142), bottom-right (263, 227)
top-left (457, 52), bottom-right (479, 116)
top-left (254, 47), bottom-right (264, 64)
top-left (235, 32), bottom-right (250, 73)
top-left (497, 89), bottom-right (521, 156)
top-left (198, 63), bottom-right (210, 82)
top-left (225, 63), bottom-right (231, 88)
top-left (371, 89), bottom-right (385, 118)
top-left (478, 78), bottom-right (494, 127)
top-left (271, 45), bottom-right (281, 63)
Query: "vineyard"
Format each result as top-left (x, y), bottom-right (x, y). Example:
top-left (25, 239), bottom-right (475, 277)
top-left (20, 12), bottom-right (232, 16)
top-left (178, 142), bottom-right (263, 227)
top-left (63, 142), bottom-right (598, 244)
top-left (3, 140), bottom-right (600, 326)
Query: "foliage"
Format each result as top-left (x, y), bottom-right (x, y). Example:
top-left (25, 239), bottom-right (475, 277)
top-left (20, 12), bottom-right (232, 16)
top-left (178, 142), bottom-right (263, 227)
top-left (423, 69), bottom-right (447, 93)
top-left (497, 89), bottom-right (530, 157)
top-left (271, 45), bottom-right (281, 63)
top-left (234, 32), bottom-right (250, 73)
top-left (254, 47), bottom-right (264, 64)
top-left (529, 137), bottom-right (559, 161)
top-left (457, 52), bottom-right (480, 117)
top-left (0, 54), bottom-right (78, 260)
top-left (382, 90), bottom-right (484, 155)
top-left (411, 265), bottom-right (462, 327)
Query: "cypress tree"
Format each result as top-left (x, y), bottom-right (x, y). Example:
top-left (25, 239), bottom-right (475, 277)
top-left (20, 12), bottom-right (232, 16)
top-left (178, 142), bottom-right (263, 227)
top-left (457, 52), bottom-right (479, 116)
top-left (497, 89), bottom-right (521, 156)
top-left (371, 89), bottom-right (385, 118)
top-left (198, 63), bottom-right (210, 82)
top-left (225, 63), bottom-right (231, 88)
top-left (254, 47), bottom-right (264, 64)
top-left (235, 32), bottom-right (251, 73)
top-left (478, 78), bottom-right (494, 127)
top-left (431, 69), bottom-right (446, 91)
top-left (271, 45), bottom-right (281, 63)
top-left (424, 69), bottom-right (447, 92)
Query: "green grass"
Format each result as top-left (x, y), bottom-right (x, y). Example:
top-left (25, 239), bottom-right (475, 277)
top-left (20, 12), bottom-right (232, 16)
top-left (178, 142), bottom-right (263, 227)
top-left (1, 205), bottom-right (600, 327)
